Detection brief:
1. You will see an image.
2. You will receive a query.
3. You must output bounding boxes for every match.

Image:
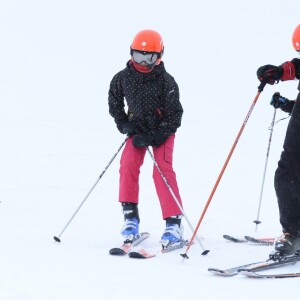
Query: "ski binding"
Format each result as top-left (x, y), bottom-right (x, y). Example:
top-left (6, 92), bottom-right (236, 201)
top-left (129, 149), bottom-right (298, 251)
top-left (161, 239), bottom-right (189, 253)
top-left (109, 232), bottom-right (150, 256)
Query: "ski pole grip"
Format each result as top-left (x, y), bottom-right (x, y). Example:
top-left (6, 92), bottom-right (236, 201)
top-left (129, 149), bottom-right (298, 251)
top-left (258, 78), bottom-right (268, 92)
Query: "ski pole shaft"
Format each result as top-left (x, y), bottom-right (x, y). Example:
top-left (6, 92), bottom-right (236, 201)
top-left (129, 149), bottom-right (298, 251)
top-left (53, 137), bottom-right (129, 242)
top-left (181, 81), bottom-right (267, 259)
top-left (254, 108), bottom-right (277, 230)
top-left (146, 148), bottom-right (209, 255)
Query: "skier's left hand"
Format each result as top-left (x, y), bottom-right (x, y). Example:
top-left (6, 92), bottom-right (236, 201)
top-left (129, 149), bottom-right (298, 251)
top-left (132, 134), bottom-right (154, 147)
top-left (270, 92), bottom-right (289, 109)
top-left (152, 132), bottom-right (167, 147)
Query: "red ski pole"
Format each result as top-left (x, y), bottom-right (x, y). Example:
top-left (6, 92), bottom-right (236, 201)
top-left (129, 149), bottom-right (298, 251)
top-left (181, 80), bottom-right (268, 259)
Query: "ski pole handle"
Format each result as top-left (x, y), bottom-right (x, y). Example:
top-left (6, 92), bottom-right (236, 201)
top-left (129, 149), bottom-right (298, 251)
top-left (258, 78), bottom-right (268, 92)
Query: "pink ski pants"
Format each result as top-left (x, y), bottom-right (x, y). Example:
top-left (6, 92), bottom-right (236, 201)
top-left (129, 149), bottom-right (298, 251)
top-left (119, 134), bottom-right (183, 219)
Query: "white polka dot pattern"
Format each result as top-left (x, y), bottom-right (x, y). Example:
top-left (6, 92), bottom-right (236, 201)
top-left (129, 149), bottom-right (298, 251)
top-left (108, 61), bottom-right (183, 138)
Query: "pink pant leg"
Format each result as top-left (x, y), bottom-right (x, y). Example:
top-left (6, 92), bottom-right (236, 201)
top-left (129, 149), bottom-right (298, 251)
top-left (119, 137), bottom-right (146, 203)
top-left (152, 134), bottom-right (183, 219)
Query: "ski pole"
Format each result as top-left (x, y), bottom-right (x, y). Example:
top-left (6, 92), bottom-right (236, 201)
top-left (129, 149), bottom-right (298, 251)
top-left (53, 137), bottom-right (129, 242)
top-left (253, 108), bottom-right (277, 230)
top-left (181, 80), bottom-right (268, 259)
top-left (146, 147), bottom-right (209, 255)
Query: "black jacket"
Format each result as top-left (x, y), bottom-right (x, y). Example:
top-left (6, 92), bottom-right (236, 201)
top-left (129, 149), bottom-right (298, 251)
top-left (108, 61), bottom-right (183, 139)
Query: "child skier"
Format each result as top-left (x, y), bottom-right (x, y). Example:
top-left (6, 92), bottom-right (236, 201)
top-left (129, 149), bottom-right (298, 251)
top-left (257, 24), bottom-right (300, 256)
top-left (108, 29), bottom-right (184, 247)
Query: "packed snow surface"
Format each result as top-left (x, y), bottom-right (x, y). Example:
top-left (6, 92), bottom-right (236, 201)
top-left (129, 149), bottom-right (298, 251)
top-left (1, 1), bottom-right (300, 299)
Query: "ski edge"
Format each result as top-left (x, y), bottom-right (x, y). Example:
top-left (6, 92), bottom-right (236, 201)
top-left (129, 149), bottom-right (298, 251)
top-left (239, 269), bottom-right (300, 278)
top-left (223, 234), bottom-right (275, 245)
top-left (244, 236), bottom-right (275, 245)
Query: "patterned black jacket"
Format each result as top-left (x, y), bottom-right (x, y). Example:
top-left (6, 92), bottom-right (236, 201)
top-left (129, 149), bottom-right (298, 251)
top-left (108, 61), bottom-right (183, 139)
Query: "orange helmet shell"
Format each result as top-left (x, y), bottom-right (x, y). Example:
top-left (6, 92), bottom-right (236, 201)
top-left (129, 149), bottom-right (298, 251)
top-left (292, 24), bottom-right (300, 51)
top-left (131, 30), bottom-right (164, 54)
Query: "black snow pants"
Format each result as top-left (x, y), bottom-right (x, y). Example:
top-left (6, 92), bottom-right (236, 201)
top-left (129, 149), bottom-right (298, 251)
top-left (275, 90), bottom-right (300, 237)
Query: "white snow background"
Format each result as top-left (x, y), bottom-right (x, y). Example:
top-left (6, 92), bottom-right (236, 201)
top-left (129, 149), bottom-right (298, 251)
top-left (1, 0), bottom-right (300, 299)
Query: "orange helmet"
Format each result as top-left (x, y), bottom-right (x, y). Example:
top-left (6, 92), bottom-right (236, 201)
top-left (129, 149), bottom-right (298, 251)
top-left (292, 24), bottom-right (300, 51)
top-left (130, 30), bottom-right (164, 61)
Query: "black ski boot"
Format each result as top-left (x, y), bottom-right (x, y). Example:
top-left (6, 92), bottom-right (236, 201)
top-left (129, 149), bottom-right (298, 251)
top-left (274, 233), bottom-right (300, 256)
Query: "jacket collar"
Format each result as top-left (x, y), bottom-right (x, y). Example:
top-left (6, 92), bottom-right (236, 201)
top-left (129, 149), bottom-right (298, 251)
top-left (126, 60), bottom-right (166, 82)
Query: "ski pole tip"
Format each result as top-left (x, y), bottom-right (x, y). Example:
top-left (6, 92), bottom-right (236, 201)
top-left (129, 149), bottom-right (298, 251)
top-left (201, 250), bottom-right (210, 255)
top-left (53, 236), bottom-right (61, 243)
top-left (180, 253), bottom-right (189, 259)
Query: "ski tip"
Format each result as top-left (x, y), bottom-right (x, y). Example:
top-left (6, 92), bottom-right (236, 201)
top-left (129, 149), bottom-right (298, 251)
top-left (128, 252), bottom-right (147, 259)
top-left (53, 236), bottom-right (61, 243)
top-left (201, 250), bottom-right (210, 256)
top-left (109, 248), bottom-right (127, 256)
top-left (208, 268), bottom-right (225, 274)
top-left (129, 247), bottom-right (156, 259)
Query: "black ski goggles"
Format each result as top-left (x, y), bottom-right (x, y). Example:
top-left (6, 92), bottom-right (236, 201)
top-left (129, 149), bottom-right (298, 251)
top-left (131, 50), bottom-right (161, 65)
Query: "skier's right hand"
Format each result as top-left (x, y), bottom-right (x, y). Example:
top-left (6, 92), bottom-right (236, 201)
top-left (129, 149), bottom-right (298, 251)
top-left (117, 121), bottom-right (136, 136)
top-left (257, 65), bottom-right (283, 85)
top-left (270, 92), bottom-right (289, 109)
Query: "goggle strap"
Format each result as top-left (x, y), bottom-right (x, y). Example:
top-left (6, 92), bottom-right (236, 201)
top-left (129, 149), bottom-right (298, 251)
top-left (130, 48), bottom-right (162, 59)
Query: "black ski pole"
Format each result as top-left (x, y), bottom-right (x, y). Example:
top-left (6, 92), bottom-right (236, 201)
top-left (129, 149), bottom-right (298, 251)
top-left (146, 147), bottom-right (209, 255)
top-left (253, 108), bottom-right (277, 230)
top-left (53, 137), bottom-right (128, 242)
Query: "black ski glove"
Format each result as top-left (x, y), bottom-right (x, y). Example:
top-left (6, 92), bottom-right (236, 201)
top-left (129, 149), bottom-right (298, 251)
top-left (132, 132), bottom-right (167, 148)
top-left (117, 121), bottom-right (136, 136)
top-left (270, 92), bottom-right (289, 109)
top-left (257, 65), bottom-right (283, 85)
top-left (270, 92), bottom-right (295, 114)
top-left (132, 134), bottom-right (154, 147)
top-left (153, 132), bottom-right (167, 147)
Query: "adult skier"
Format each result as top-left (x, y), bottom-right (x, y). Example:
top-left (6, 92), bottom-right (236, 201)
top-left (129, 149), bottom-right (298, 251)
top-left (108, 29), bottom-right (184, 246)
top-left (257, 24), bottom-right (300, 256)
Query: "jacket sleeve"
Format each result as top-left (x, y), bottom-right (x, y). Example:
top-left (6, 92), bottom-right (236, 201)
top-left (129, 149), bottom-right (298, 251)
top-left (108, 73), bottom-right (128, 131)
top-left (292, 58), bottom-right (300, 80)
top-left (281, 100), bottom-right (296, 114)
top-left (156, 76), bottom-right (183, 138)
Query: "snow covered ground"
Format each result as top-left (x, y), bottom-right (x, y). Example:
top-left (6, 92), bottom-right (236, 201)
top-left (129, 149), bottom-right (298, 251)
top-left (1, 0), bottom-right (300, 299)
